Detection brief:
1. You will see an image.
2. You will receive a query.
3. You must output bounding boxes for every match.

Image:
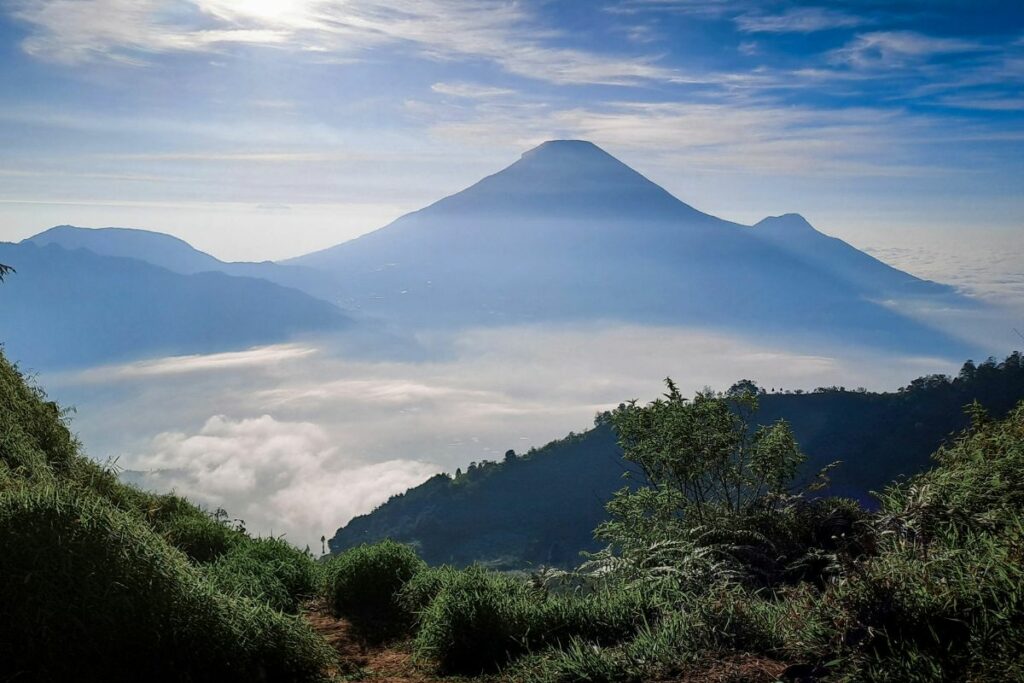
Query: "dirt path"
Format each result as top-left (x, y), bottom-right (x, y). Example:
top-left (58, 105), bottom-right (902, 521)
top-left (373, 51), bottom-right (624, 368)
top-left (304, 603), bottom-right (436, 682)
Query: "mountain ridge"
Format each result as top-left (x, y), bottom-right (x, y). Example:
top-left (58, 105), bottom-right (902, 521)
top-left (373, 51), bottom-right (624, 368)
top-left (329, 353), bottom-right (1024, 568)
top-left (25, 225), bottom-right (345, 303)
top-left (0, 240), bottom-right (351, 369)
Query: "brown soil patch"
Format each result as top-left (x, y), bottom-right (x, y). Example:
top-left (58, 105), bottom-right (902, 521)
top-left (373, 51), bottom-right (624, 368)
top-left (673, 653), bottom-right (789, 682)
top-left (303, 601), bottom-right (436, 682)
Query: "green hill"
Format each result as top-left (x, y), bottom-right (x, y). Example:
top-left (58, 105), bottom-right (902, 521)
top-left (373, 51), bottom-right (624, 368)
top-left (329, 353), bottom-right (1024, 568)
top-left (0, 350), bottom-right (335, 681)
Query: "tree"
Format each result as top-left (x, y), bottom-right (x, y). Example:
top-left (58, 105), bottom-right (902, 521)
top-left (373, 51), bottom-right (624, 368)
top-left (598, 379), bottom-right (804, 548)
top-left (727, 379), bottom-right (762, 398)
top-left (595, 380), bottom-right (858, 590)
top-left (0, 263), bottom-right (13, 282)
top-left (503, 449), bottom-right (517, 463)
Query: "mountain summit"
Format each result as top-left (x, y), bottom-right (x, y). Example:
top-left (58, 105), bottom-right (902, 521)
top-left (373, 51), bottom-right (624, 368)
top-left (287, 140), bottom-right (967, 355)
top-left (376, 138), bottom-right (715, 225)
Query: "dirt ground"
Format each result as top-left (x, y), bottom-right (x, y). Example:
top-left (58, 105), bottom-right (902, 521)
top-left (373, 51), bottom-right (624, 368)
top-left (304, 603), bottom-right (437, 682)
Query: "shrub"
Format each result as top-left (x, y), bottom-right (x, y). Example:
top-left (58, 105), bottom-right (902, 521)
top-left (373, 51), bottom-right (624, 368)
top-left (207, 536), bottom-right (320, 613)
top-left (511, 640), bottom-right (634, 683)
top-left (532, 588), bottom-right (657, 649)
top-left (413, 566), bottom-right (539, 673)
top-left (396, 564), bottom-right (461, 623)
top-left (0, 483), bottom-right (334, 682)
top-left (413, 567), bottom-right (654, 675)
top-left (512, 587), bottom-right (785, 683)
top-left (0, 354), bottom-right (78, 480)
top-left (323, 540), bottom-right (426, 640)
top-left (157, 509), bottom-right (244, 563)
top-left (796, 521), bottom-right (1024, 681)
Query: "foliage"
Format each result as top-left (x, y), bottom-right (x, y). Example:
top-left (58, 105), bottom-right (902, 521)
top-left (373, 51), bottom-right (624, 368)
top-left (610, 380), bottom-right (804, 523)
top-left (411, 564), bottom-right (657, 675)
top-left (0, 350), bottom-right (335, 681)
top-left (330, 353), bottom-right (1024, 571)
top-left (323, 539), bottom-right (426, 640)
top-left (0, 483), bottom-right (334, 682)
top-left (596, 381), bottom-right (861, 591)
top-left (396, 564), bottom-right (463, 624)
top-left (413, 566), bottom-right (540, 673)
top-left (156, 507), bottom-right (245, 563)
top-left (206, 536), bottom-right (320, 613)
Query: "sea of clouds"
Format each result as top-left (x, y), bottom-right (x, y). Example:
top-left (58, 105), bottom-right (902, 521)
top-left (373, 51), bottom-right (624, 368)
top-left (44, 322), bottom-right (972, 548)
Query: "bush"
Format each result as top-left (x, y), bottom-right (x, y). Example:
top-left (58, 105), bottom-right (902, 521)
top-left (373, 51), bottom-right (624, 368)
top-left (793, 521), bottom-right (1024, 681)
top-left (157, 509), bottom-right (244, 563)
top-left (396, 564), bottom-right (461, 623)
top-left (0, 483), bottom-right (334, 682)
top-left (532, 588), bottom-right (657, 649)
top-left (207, 536), bottom-right (320, 613)
top-left (0, 354), bottom-right (78, 480)
top-left (512, 587), bottom-right (785, 683)
top-left (412, 567), bottom-right (654, 675)
top-left (323, 540), bottom-right (426, 640)
top-left (413, 566), bottom-right (539, 673)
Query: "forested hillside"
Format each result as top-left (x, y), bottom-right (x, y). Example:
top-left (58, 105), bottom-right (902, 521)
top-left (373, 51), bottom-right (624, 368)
top-left (330, 353), bottom-right (1024, 567)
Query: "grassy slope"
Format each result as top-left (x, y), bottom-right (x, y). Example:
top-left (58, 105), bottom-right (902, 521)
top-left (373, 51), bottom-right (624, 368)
top-left (0, 350), bottom-right (335, 682)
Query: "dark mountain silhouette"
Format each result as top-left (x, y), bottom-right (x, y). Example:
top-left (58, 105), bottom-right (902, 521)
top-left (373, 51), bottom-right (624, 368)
top-left (289, 140), bottom-right (972, 356)
top-left (0, 241), bottom-right (350, 369)
top-left (328, 353), bottom-right (1024, 568)
top-left (26, 225), bottom-right (342, 303)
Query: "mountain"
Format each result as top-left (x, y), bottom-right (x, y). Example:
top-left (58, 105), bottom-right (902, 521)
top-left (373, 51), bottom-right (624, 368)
top-left (0, 241), bottom-right (350, 369)
top-left (287, 140), bottom-right (971, 356)
top-left (26, 225), bottom-right (342, 304)
top-left (328, 353), bottom-right (1024, 568)
top-left (752, 213), bottom-right (949, 298)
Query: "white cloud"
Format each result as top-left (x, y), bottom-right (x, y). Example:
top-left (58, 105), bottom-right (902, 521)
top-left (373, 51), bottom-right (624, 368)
top-left (430, 82), bottom-right (516, 99)
top-left (422, 98), bottom-right (954, 178)
top-left (72, 343), bottom-right (318, 381)
top-left (134, 414), bottom-right (439, 546)
top-left (829, 31), bottom-right (985, 70)
top-left (11, 0), bottom-right (685, 85)
top-left (736, 7), bottom-right (866, 34)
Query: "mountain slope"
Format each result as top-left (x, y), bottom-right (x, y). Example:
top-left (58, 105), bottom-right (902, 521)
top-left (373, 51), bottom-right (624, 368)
top-left (27, 225), bottom-right (342, 303)
top-left (328, 354), bottom-right (1024, 568)
top-left (752, 213), bottom-right (951, 298)
top-left (289, 140), bottom-right (972, 356)
top-left (0, 241), bottom-right (350, 369)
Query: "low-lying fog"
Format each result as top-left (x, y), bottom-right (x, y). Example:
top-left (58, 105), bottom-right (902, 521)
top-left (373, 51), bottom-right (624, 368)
top-left (44, 322), bottom-right (972, 549)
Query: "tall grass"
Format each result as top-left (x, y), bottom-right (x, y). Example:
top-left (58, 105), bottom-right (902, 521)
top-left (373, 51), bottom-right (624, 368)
top-left (323, 539), bottom-right (426, 640)
top-left (0, 351), bottom-right (335, 681)
top-left (0, 483), bottom-right (334, 682)
top-left (206, 536), bottom-right (321, 613)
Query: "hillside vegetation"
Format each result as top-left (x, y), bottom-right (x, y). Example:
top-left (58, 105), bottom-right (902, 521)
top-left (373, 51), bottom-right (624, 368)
top-left (3, 346), bottom-right (1023, 681)
top-left (331, 353), bottom-right (1024, 568)
top-left (0, 350), bottom-right (335, 681)
top-left (322, 383), bottom-right (1024, 682)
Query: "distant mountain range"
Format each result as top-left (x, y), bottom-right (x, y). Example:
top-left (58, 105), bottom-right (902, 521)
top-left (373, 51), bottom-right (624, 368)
top-left (27, 225), bottom-right (342, 303)
top-left (329, 354), bottom-right (1024, 568)
top-left (1, 139), bottom-right (978, 368)
top-left (0, 241), bottom-right (349, 369)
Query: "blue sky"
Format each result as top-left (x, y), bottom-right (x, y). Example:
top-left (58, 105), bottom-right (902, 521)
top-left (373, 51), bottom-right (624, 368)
top-left (0, 0), bottom-right (1022, 262)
